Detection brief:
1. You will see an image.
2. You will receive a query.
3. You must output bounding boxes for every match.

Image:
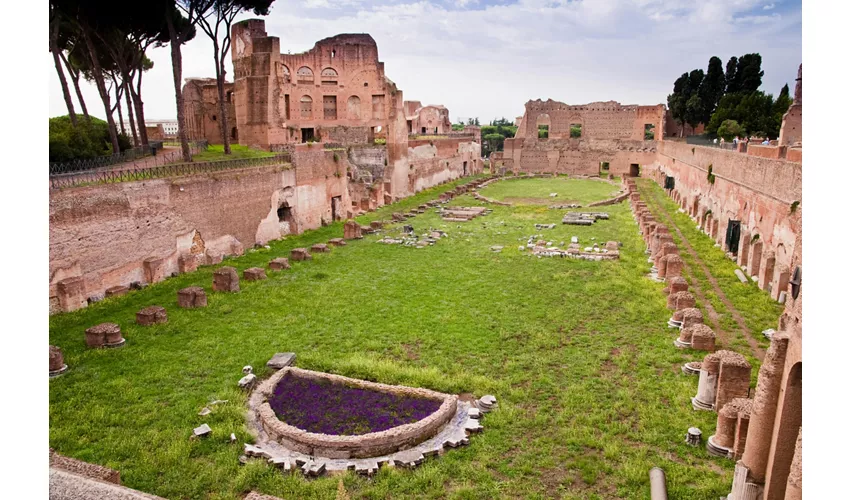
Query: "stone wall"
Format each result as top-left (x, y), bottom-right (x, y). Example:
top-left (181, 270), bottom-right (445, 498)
top-left (503, 137), bottom-right (657, 176)
top-left (49, 152), bottom-right (350, 312)
top-left (230, 20), bottom-right (392, 148)
top-left (650, 141), bottom-right (801, 298)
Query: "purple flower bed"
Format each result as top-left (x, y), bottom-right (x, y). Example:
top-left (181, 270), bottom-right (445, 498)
top-left (268, 373), bottom-right (443, 435)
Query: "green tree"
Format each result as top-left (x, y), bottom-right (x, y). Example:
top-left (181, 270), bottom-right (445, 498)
top-left (737, 53), bottom-right (764, 93)
top-left (725, 56), bottom-right (739, 93)
top-left (50, 115), bottom-right (131, 163)
top-left (707, 91), bottom-right (779, 138)
top-left (716, 119), bottom-right (745, 141)
top-left (699, 56), bottom-right (726, 123)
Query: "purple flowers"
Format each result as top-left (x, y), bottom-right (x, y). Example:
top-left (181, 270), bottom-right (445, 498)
top-left (268, 373), bottom-right (442, 435)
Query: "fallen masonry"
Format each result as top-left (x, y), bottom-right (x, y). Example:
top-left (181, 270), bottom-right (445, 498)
top-left (440, 206), bottom-right (491, 222)
top-left (522, 235), bottom-right (620, 261)
top-left (562, 212), bottom-right (610, 225)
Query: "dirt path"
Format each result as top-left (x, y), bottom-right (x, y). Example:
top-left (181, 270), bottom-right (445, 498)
top-left (643, 187), bottom-right (765, 360)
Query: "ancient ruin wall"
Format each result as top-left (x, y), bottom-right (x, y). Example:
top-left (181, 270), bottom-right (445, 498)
top-left (182, 78), bottom-right (237, 144)
top-left (651, 141), bottom-right (801, 274)
top-left (49, 153), bottom-right (350, 311)
top-left (231, 20), bottom-right (392, 147)
top-left (407, 138), bottom-right (482, 192)
top-left (504, 99), bottom-right (664, 175)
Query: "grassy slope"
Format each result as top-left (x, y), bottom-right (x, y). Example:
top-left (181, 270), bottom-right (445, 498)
top-left (187, 145), bottom-right (276, 162)
top-left (51, 176), bottom-right (738, 499)
top-left (478, 177), bottom-right (620, 205)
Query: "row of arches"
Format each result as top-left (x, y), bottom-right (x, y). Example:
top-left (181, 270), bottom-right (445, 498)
top-left (296, 95), bottom-right (363, 120)
top-left (281, 65), bottom-right (339, 85)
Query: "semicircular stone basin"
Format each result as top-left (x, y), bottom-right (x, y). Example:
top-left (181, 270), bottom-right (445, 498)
top-left (254, 367), bottom-right (458, 459)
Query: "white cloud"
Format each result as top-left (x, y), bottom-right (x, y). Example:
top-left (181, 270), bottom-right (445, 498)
top-left (764, 3), bottom-right (776, 10)
top-left (48, 0), bottom-right (801, 124)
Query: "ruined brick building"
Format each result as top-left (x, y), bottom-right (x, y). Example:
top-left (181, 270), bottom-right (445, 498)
top-left (51, 19), bottom-right (482, 312)
top-left (492, 99), bottom-right (665, 176)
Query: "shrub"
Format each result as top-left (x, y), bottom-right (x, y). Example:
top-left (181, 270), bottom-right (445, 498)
top-left (49, 115), bottom-right (132, 162)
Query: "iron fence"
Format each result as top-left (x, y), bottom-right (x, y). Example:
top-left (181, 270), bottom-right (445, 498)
top-left (49, 140), bottom-right (208, 175)
top-left (50, 152), bottom-right (291, 190)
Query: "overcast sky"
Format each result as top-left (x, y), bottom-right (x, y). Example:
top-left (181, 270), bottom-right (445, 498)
top-left (48, 0), bottom-right (801, 125)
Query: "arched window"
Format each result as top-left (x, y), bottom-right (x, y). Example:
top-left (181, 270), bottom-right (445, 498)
top-left (297, 66), bottom-right (314, 85)
top-left (280, 64), bottom-right (291, 84)
top-left (300, 95), bottom-right (313, 119)
top-left (321, 68), bottom-right (338, 85)
top-left (347, 95), bottom-right (361, 120)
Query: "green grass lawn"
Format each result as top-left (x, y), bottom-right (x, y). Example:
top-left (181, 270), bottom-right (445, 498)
top-left (49, 177), bottom-right (761, 499)
top-left (478, 177), bottom-right (620, 205)
top-left (186, 144), bottom-right (276, 163)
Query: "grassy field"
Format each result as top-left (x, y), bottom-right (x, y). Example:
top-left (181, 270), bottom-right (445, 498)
top-left (478, 177), bottom-right (620, 205)
top-left (637, 180), bottom-right (783, 376)
top-left (48, 176), bottom-right (771, 499)
top-left (187, 144), bottom-right (276, 163)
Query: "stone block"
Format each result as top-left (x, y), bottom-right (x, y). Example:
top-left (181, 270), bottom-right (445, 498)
top-left (243, 267), bottom-right (267, 281)
top-left (205, 249), bottom-right (223, 265)
top-left (143, 256), bottom-right (168, 284)
top-left (691, 325), bottom-right (717, 351)
top-left (178, 254), bottom-right (200, 274)
top-left (267, 352), bottom-right (296, 370)
top-left (268, 258), bottom-right (291, 271)
top-left (681, 308), bottom-right (704, 329)
top-left (49, 345), bottom-right (68, 376)
top-left (370, 220), bottom-right (384, 230)
top-left (85, 322), bottom-right (124, 348)
top-left (328, 238), bottom-right (346, 247)
top-left (177, 286), bottom-right (207, 308)
top-left (213, 266), bottom-right (240, 292)
top-left (343, 220), bottom-right (363, 239)
top-left (136, 306), bottom-right (168, 326)
top-left (310, 243), bottom-right (330, 253)
top-left (57, 276), bottom-right (87, 312)
top-left (105, 285), bottom-right (129, 298)
top-left (291, 248), bottom-right (312, 261)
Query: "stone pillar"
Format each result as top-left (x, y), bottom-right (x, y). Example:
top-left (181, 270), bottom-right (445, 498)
top-left (716, 353), bottom-right (752, 413)
top-left (680, 308), bottom-right (704, 329)
top-left (179, 254), bottom-right (200, 274)
top-left (773, 265), bottom-right (790, 302)
top-left (290, 248), bottom-right (312, 261)
top-left (749, 241), bottom-right (763, 277)
top-left (344, 220), bottom-right (363, 239)
top-left (663, 276), bottom-right (689, 296)
top-left (268, 258), bottom-right (291, 270)
top-left (693, 354), bottom-right (719, 411)
top-left (665, 255), bottom-right (684, 280)
top-left (136, 306), bottom-right (168, 326)
top-left (737, 232), bottom-right (751, 268)
top-left (57, 276), bottom-right (87, 312)
top-left (143, 256), bottom-right (168, 284)
top-left (759, 251), bottom-right (776, 292)
top-left (243, 268), bottom-right (267, 281)
top-left (740, 334), bottom-right (790, 483)
top-left (85, 323), bottom-right (124, 348)
top-left (49, 345), bottom-right (68, 376)
top-left (783, 428), bottom-right (802, 500)
top-left (691, 325), bottom-right (717, 351)
top-left (657, 255), bottom-right (669, 279)
top-left (212, 266), bottom-right (240, 292)
top-left (311, 243), bottom-right (330, 253)
top-left (177, 287), bottom-right (207, 308)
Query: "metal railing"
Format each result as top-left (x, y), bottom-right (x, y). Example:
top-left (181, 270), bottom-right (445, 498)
top-left (50, 152), bottom-right (291, 190)
top-left (48, 140), bottom-right (210, 175)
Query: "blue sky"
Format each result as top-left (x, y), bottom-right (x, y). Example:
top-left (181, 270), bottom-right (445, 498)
top-left (48, 0), bottom-right (801, 124)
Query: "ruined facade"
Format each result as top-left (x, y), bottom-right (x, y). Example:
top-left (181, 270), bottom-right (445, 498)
top-left (183, 78), bottom-right (237, 143)
top-left (404, 101), bottom-right (451, 135)
top-left (497, 99), bottom-right (665, 176)
top-left (227, 21), bottom-right (393, 147)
